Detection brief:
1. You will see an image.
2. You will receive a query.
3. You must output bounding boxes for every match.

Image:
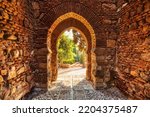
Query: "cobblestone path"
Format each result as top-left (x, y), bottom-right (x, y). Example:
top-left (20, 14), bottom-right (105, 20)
top-left (25, 67), bottom-right (127, 100)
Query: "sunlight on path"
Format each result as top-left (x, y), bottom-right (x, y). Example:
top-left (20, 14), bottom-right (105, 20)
top-left (25, 67), bottom-right (127, 100)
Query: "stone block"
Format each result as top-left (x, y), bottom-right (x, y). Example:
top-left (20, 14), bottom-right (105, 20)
top-left (104, 77), bottom-right (111, 82)
top-left (26, 76), bottom-right (32, 82)
top-left (7, 35), bottom-right (17, 40)
top-left (2, 11), bottom-right (9, 19)
top-left (94, 82), bottom-right (107, 89)
top-left (143, 25), bottom-right (149, 33)
top-left (39, 63), bottom-right (47, 69)
top-left (32, 2), bottom-right (40, 10)
top-left (107, 40), bottom-right (116, 48)
top-left (102, 3), bottom-right (117, 11)
top-left (17, 67), bottom-right (25, 75)
top-left (108, 32), bottom-right (118, 40)
top-left (1, 69), bottom-right (7, 76)
top-left (103, 19), bottom-right (112, 24)
top-left (95, 78), bottom-right (104, 83)
top-left (8, 67), bottom-right (16, 80)
top-left (0, 31), bottom-right (4, 39)
top-left (37, 48), bottom-right (48, 56)
top-left (146, 15), bottom-right (150, 23)
top-left (10, 49), bottom-right (19, 58)
top-left (144, 2), bottom-right (150, 12)
top-left (4, 89), bottom-right (11, 100)
top-left (97, 66), bottom-right (102, 71)
top-left (124, 68), bottom-right (130, 73)
top-left (130, 71), bottom-right (138, 77)
top-left (140, 72), bottom-right (149, 81)
top-left (0, 75), bottom-right (4, 82)
top-left (33, 10), bottom-right (40, 18)
top-left (23, 18), bottom-right (29, 28)
top-left (96, 70), bottom-right (105, 78)
top-left (10, 86), bottom-right (16, 95)
top-left (129, 22), bottom-right (138, 30)
top-left (95, 48), bottom-right (106, 56)
top-left (144, 84), bottom-right (150, 98)
top-left (130, 11), bottom-right (136, 17)
top-left (141, 53), bottom-right (150, 62)
top-left (137, 5), bottom-right (143, 14)
top-left (19, 50), bottom-right (23, 56)
top-left (97, 56), bottom-right (105, 62)
top-left (96, 40), bottom-right (106, 47)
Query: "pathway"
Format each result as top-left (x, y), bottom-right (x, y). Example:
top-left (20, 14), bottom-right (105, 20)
top-left (25, 67), bottom-right (127, 100)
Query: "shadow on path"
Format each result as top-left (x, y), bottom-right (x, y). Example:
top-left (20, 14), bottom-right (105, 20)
top-left (24, 67), bottom-right (127, 100)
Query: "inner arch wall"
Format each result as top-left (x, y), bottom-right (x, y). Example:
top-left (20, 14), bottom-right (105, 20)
top-left (47, 12), bottom-right (97, 88)
top-left (33, 1), bottom-right (118, 90)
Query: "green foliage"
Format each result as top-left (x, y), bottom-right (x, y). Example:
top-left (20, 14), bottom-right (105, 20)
top-left (72, 30), bottom-right (86, 51)
top-left (57, 34), bottom-right (75, 64)
top-left (79, 51), bottom-right (85, 64)
top-left (57, 30), bottom-right (87, 65)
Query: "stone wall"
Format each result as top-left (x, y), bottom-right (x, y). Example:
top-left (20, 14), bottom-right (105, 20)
top-left (0, 0), bottom-right (34, 99)
top-left (94, 0), bottom-right (118, 89)
top-left (116, 0), bottom-right (150, 99)
top-left (32, 0), bottom-right (119, 89)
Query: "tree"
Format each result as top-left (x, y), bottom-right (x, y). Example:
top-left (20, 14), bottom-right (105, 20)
top-left (57, 34), bottom-right (75, 64)
top-left (57, 29), bottom-right (87, 66)
top-left (72, 30), bottom-right (86, 65)
top-left (72, 30), bottom-right (86, 51)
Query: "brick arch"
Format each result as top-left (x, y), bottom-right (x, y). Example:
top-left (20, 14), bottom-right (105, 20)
top-left (47, 12), bottom-right (97, 88)
top-left (39, 2), bottom-right (100, 31)
top-left (47, 12), bottom-right (96, 49)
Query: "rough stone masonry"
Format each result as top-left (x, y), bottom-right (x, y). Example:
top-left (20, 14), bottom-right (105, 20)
top-left (116, 0), bottom-right (150, 99)
top-left (0, 0), bottom-right (34, 99)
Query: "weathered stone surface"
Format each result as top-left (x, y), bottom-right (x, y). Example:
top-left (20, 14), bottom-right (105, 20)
top-left (0, 75), bottom-right (4, 82)
top-left (32, 2), bottom-right (40, 10)
top-left (0, 0), bottom-right (34, 100)
top-left (107, 40), bottom-right (116, 48)
top-left (26, 76), bottom-right (32, 82)
top-left (102, 3), bottom-right (117, 11)
top-left (146, 15), bottom-right (150, 23)
top-left (103, 19), bottom-right (112, 24)
top-left (141, 53), bottom-right (150, 62)
top-left (0, 31), bottom-right (4, 39)
top-left (39, 63), bottom-right (47, 69)
top-left (24, 18), bottom-right (30, 28)
top-left (8, 67), bottom-right (16, 80)
top-left (97, 56), bottom-right (105, 62)
top-left (17, 67), bottom-right (25, 75)
top-left (11, 49), bottom-right (19, 58)
top-left (36, 48), bottom-right (48, 56)
top-left (144, 2), bottom-right (150, 12)
top-left (1, 69), bottom-right (7, 76)
top-left (130, 71), bottom-right (138, 77)
top-left (33, 10), bottom-right (40, 18)
top-left (7, 35), bottom-right (17, 40)
top-left (95, 48), bottom-right (106, 56)
top-left (2, 11), bottom-right (9, 19)
top-left (144, 84), bottom-right (150, 98)
top-left (117, 0), bottom-right (150, 99)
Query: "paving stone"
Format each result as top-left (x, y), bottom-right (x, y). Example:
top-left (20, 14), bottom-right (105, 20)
top-left (25, 68), bottom-right (127, 100)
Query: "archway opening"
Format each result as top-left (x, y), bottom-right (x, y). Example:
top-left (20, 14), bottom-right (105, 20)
top-left (57, 28), bottom-right (88, 82)
top-left (47, 12), bottom-right (97, 90)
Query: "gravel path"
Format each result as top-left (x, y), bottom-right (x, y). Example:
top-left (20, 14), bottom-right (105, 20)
top-left (25, 67), bottom-right (127, 100)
